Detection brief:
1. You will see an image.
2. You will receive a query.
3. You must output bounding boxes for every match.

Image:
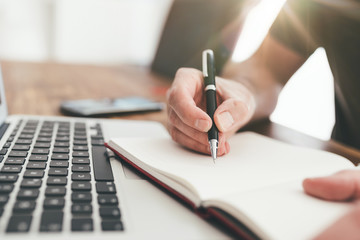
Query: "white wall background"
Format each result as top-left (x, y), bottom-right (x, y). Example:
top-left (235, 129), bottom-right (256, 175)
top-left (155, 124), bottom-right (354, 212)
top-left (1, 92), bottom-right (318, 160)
top-left (0, 0), bottom-right (172, 64)
top-left (0, 0), bottom-right (335, 140)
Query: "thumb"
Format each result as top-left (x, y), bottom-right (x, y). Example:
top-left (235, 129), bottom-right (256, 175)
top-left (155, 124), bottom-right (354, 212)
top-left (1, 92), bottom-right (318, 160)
top-left (214, 98), bottom-right (253, 133)
top-left (314, 205), bottom-right (360, 240)
top-left (303, 170), bottom-right (360, 201)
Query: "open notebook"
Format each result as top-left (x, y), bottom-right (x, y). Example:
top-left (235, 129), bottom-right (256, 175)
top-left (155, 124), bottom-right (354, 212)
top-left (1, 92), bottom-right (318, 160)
top-left (106, 132), bottom-right (355, 240)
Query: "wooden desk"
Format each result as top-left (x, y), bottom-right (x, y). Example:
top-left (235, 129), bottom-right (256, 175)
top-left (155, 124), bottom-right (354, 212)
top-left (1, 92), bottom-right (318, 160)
top-left (1, 60), bottom-right (170, 124)
top-left (3, 60), bottom-right (360, 165)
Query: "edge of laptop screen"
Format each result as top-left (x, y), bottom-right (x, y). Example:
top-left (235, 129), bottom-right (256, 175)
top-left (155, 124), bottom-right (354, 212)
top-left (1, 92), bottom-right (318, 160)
top-left (0, 65), bottom-right (8, 125)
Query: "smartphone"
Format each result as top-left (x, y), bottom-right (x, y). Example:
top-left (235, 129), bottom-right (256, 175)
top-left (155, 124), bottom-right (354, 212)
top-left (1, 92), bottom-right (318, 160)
top-left (60, 97), bottom-right (165, 117)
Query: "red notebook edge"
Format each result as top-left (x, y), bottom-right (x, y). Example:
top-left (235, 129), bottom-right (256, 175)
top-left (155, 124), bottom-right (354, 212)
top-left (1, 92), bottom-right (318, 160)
top-left (105, 142), bottom-right (258, 240)
top-left (105, 143), bottom-right (198, 210)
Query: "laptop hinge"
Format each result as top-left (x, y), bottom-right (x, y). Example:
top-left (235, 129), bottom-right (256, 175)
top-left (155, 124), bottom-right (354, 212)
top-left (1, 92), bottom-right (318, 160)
top-left (0, 122), bottom-right (10, 141)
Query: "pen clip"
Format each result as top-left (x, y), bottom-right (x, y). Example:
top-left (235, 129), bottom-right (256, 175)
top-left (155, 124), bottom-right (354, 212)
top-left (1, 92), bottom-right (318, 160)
top-left (202, 50), bottom-right (213, 78)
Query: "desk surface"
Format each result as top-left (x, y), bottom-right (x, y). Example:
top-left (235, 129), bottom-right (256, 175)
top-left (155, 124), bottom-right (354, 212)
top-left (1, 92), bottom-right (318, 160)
top-left (2, 60), bottom-right (360, 165)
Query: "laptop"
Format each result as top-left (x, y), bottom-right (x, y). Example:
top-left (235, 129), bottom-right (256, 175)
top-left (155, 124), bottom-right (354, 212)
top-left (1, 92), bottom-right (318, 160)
top-left (151, 0), bottom-right (244, 78)
top-left (0, 66), bottom-right (228, 239)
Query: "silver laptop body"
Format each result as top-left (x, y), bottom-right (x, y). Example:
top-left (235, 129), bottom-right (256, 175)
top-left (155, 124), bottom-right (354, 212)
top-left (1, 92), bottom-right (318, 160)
top-left (0, 66), bottom-right (228, 239)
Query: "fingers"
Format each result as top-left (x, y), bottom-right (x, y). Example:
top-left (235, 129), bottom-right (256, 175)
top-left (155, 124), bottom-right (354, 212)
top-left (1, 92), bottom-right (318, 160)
top-left (214, 98), bottom-right (252, 133)
top-left (167, 68), bottom-right (216, 155)
top-left (314, 205), bottom-right (360, 240)
top-left (166, 68), bottom-right (254, 157)
top-left (168, 106), bottom-right (230, 155)
top-left (303, 170), bottom-right (360, 201)
top-left (214, 78), bottom-right (256, 134)
top-left (167, 123), bottom-right (230, 156)
top-left (167, 68), bottom-right (212, 132)
top-left (167, 107), bottom-right (209, 144)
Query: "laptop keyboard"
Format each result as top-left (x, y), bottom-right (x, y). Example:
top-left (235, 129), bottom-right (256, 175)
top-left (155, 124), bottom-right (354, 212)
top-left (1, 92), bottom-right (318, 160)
top-left (0, 119), bottom-right (123, 232)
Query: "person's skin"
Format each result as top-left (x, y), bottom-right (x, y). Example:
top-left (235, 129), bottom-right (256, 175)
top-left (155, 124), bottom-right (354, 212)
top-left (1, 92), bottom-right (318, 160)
top-left (166, 34), bottom-right (305, 155)
top-left (303, 170), bottom-right (360, 240)
top-left (166, 33), bottom-right (360, 239)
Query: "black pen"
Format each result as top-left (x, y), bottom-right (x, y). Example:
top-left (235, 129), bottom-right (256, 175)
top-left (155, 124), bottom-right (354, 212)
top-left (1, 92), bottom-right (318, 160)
top-left (202, 49), bottom-right (218, 163)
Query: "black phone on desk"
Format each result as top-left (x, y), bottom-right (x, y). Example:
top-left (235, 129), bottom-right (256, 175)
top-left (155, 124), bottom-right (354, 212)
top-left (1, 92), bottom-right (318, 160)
top-left (60, 97), bottom-right (165, 117)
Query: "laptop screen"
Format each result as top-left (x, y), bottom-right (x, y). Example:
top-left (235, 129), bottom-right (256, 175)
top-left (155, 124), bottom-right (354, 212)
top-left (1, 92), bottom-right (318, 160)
top-left (0, 66), bottom-right (9, 125)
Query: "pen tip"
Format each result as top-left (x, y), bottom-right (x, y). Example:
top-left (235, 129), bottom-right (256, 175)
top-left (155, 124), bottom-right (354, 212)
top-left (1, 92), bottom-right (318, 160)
top-left (209, 139), bottom-right (218, 164)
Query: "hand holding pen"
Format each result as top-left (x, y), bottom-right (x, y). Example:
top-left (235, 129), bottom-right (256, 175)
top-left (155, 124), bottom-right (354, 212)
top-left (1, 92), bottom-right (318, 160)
top-left (166, 52), bottom-right (256, 158)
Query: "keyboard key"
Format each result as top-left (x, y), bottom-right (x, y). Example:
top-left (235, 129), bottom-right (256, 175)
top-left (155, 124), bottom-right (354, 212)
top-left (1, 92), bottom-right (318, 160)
top-left (48, 168), bottom-right (68, 176)
top-left (71, 192), bottom-right (92, 202)
top-left (16, 139), bottom-right (32, 145)
top-left (75, 122), bottom-right (86, 129)
top-left (32, 148), bottom-right (50, 155)
top-left (5, 158), bottom-right (25, 165)
top-left (36, 137), bottom-right (51, 143)
top-left (47, 177), bottom-right (67, 185)
top-left (91, 135), bottom-right (104, 140)
top-left (21, 129), bottom-right (35, 134)
top-left (91, 139), bottom-right (105, 146)
top-left (51, 154), bottom-right (69, 161)
top-left (40, 211), bottom-right (63, 232)
top-left (45, 187), bottom-right (66, 196)
top-left (0, 174), bottom-right (18, 183)
top-left (71, 204), bottom-right (92, 214)
top-left (72, 158), bottom-right (90, 164)
top-left (38, 132), bottom-right (52, 137)
top-left (54, 142), bottom-right (70, 148)
top-left (17, 189), bottom-right (39, 199)
top-left (6, 215), bottom-right (32, 232)
top-left (72, 165), bottom-right (90, 172)
top-left (99, 207), bottom-right (121, 218)
top-left (101, 220), bottom-right (124, 231)
top-left (0, 195), bottom-right (9, 206)
top-left (56, 132), bottom-right (69, 136)
top-left (23, 170), bottom-right (45, 178)
top-left (71, 218), bottom-right (93, 231)
top-left (26, 162), bottom-right (47, 169)
top-left (50, 161), bottom-right (69, 168)
top-left (53, 148), bottom-right (69, 154)
top-left (29, 155), bottom-right (48, 161)
top-left (8, 151), bottom-right (28, 158)
top-left (55, 136), bottom-right (70, 142)
top-left (0, 183), bottom-right (14, 193)
top-left (72, 173), bottom-right (91, 181)
top-left (96, 182), bottom-right (116, 194)
top-left (13, 200), bottom-right (36, 213)
top-left (0, 148), bottom-right (7, 155)
top-left (3, 142), bottom-right (12, 148)
top-left (73, 145), bottom-right (88, 151)
top-left (92, 146), bottom-right (114, 181)
top-left (34, 142), bottom-right (51, 148)
top-left (58, 128), bottom-right (70, 133)
top-left (74, 135), bottom-right (87, 141)
top-left (18, 134), bottom-right (34, 139)
top-left (73, 151), bottom-right (89, 157)
top-left (74, 140), bottom-right (87, 146)
top-left (1, 165), bottom-right (22, 173)
top-left (12, 145), bottom-right (30, 151)
top-left (21, 179), bottom-right (42, 188)
top-left (74, 131), bottom-right (86, 136)
top-left (71, 182), bottom-right (91, 191)
top-left (98, 194), bottom-right (118, 205)
top-left (0, 155), bottom-right (3, 163)
top-left (43, 198), bottom-right (65, 209)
